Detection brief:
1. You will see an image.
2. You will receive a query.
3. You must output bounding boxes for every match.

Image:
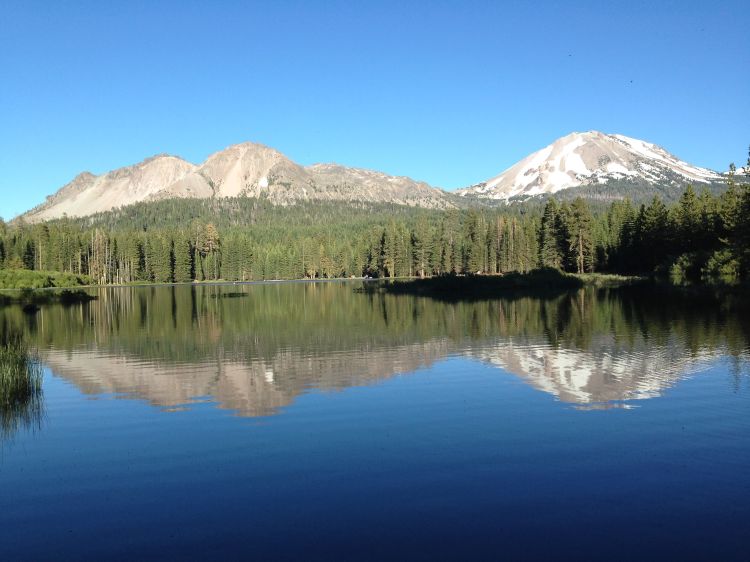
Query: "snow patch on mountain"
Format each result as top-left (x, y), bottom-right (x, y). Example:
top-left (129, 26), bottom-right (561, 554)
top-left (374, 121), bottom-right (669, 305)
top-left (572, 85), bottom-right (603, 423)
top-left (459, 131), bottom-right (721, 200)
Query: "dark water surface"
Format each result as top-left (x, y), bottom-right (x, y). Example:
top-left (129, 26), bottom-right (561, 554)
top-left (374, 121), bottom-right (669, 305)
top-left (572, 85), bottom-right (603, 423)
top-left (1, 282), bottom-right (749, 560)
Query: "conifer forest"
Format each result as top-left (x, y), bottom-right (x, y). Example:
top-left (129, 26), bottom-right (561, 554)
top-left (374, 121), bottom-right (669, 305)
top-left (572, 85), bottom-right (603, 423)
top-left (1, 165), bottom-right (748, 287)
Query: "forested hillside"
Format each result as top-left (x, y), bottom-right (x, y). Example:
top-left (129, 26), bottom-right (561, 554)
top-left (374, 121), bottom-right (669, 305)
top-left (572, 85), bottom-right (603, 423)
top-left (1, 160), bottom-right (748, 285)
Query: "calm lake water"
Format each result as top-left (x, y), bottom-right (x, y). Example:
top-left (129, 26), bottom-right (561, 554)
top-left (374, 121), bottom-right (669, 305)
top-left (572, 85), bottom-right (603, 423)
top-left (1, 281), bottom-right (749, 560)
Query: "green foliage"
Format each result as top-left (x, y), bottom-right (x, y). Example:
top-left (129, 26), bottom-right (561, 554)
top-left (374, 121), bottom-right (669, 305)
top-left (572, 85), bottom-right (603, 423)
top-left (0, 333), bottom-right (43, 440)
top-left (1, 199), bottom-right (543, 284)
top-left (539, 199), bottom-right (563, 269)
top-left (173, 236), bottom-right (194, 283)
top-left (2, 148), bottom-right (749, 289)
top-left (0, 269), bottom-right (89, 289)
top-left (669, 253), bottom-right (700, 285)
top-left (562, 198), bottom-right (595, 273)
top-left (703, 249), bottom-right (741, 284)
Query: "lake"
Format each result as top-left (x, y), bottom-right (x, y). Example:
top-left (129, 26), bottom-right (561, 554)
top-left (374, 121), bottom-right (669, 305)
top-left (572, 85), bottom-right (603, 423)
top-left (1, 281), bottom-right (749, 560)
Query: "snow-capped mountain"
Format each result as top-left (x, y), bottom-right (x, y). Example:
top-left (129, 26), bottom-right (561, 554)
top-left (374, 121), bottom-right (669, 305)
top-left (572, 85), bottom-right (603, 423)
top-left (22, 132), bottom-right (726, 221)
top-left (458, 131), bottom-right (722, 200)
top-left (24, 142), bottom-right (453, 222)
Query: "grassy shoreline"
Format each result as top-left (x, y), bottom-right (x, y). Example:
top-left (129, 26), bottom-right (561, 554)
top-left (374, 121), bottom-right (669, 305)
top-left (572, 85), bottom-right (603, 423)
top-left (3, 267), bottom-right (745, 306)
top-left (0, 269), bottom-right (389, 292)
top-left (0, 269), bottom-right (91, 290)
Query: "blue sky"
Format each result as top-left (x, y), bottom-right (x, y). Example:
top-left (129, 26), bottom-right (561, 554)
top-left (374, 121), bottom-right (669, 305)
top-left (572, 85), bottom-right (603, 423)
top-left (1, 0), bottom-right (748, 218)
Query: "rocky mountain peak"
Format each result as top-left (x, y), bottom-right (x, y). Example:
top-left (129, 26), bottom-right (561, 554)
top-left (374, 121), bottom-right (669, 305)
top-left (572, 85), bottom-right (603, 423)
top-left (459, 131), bottom-right (721, 200)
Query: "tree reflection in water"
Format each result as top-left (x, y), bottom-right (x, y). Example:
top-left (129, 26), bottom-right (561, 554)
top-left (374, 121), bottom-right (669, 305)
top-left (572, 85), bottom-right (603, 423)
top-left (1, 282), bottom-right (748, 417)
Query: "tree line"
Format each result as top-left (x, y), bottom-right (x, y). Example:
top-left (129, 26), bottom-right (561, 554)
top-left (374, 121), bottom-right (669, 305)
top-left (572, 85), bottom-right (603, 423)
top-left (1, 156), bottom-right (748, 285)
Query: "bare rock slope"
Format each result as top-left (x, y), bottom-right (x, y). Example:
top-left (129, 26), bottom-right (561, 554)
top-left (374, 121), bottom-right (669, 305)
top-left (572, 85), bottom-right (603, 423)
top-left (26, 142), bottom-right (453, 221)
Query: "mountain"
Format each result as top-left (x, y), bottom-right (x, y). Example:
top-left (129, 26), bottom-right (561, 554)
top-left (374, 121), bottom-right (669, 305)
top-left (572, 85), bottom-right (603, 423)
top-left (458, 131), bottom-right (722, 201)
top-left (23, 132), bottom-right (726, 221)
top-left (25, 142), bottom-right (454, 221)
top-left (30, 155), bottom-right (197, 220)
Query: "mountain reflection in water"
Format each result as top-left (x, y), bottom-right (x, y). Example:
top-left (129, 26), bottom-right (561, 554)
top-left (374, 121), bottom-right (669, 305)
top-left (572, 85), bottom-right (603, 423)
top-left (2, 282), bottom-right (748, 416)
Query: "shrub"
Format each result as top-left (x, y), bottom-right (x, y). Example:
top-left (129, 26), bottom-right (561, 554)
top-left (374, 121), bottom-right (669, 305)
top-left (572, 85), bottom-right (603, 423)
top-left (702, 249), bottom-right (741, 284)
top-left (0, 269), bottom-right (89, 290)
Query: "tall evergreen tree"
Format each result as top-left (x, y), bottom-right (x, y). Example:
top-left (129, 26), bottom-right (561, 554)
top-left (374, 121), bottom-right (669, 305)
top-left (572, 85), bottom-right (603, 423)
top-left (539, 199), bottom-right (563, 269)
top-left (173, 236), bottom-right (193, 283)
top-left (674, 185), bottom-right (701, 253)
top-left (564, 198), bottom-right (594, 274)
top-left (412, 216), bottom-right (433, 278)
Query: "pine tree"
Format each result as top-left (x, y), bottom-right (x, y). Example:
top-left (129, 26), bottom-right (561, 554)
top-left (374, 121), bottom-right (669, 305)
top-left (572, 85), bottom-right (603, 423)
top-left (564, 198), bottom-right (594, 274)
top-left (173, 236), bottom-right (193, 283)
top-left (642, 196), bottom-right (671, 271)
top-left (539, 199), bottom-right (563, 269)
top-left (674, 185), bottom-right (701, 253)
top-left (152, 235), bottom-right (174, 283)
top-left (463, 210), bottom-right (486, 274)
top-left (737, 152), bottom-right (750, 274)
top-left (720, 164), bottom-right (741, 244)
top-left (412, 216), bottom-right (433, 277)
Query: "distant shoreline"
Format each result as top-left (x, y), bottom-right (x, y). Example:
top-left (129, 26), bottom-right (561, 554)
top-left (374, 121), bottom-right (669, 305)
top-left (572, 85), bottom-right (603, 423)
top-left (0, 276), bottom-right (390, 293)
top-left (4, 271), bottom-right (746, 305)
top-left (0, 272), bottom-right (640, 292)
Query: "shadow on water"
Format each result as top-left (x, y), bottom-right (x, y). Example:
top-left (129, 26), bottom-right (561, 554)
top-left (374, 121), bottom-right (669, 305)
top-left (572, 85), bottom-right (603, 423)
top-left (0, 328), bottom-right (44, 441)
top-left (374, 268), bottom-right (584, 301)
top-left (0, 281), bottom-right (748, 417)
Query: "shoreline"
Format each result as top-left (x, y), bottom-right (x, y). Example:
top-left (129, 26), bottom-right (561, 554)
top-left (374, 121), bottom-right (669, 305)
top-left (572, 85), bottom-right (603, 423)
top-left (0, 272), bottom-right (642, 293)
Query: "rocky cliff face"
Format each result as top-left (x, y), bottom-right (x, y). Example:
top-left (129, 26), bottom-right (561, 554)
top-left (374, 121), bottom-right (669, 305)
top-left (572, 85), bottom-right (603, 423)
top-left (29, 156), bottom-right (196, 220)
top-left (25, 142), bottom-right (453, 221)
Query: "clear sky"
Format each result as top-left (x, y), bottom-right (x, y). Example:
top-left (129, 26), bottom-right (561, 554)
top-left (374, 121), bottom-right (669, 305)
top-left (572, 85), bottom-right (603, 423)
top-left (1, 0), bottom-right (748, 218)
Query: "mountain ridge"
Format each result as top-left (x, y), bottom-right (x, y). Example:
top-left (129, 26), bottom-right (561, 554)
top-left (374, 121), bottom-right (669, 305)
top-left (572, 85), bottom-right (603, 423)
top-left (24, 142), bottom-right (455, 222)
top-left (22, 133), bottom-right (724, 222)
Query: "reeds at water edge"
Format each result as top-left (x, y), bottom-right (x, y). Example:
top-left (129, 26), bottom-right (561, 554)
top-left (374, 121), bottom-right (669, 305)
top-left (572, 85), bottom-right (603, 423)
top-left (0, 333), bottom-right (44, 440)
